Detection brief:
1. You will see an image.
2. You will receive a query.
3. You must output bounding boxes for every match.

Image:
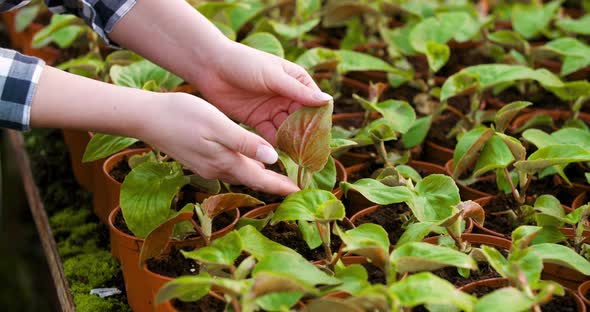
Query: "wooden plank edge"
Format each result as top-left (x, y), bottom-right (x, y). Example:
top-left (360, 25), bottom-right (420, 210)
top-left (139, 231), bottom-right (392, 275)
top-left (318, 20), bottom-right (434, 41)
top-left (7, 130), bottom-right (76, 312)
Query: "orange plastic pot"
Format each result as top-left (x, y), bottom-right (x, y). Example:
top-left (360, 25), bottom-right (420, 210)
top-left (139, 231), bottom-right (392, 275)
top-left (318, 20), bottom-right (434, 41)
top-left (62, 129), bottom-right (94, 192)
top-left (21, 23), bottom-right (60, 65)
top-left (578, 280), bottom-right (590, 307)
top-left (445, 159), bottom-right (494, 200)
top-left (423, 233), bottom-right (512, 251)
top-left (460, 277), bottom-right (586, 312)
top-left (94, 148), bottom-right (151, 224)
top-left (108, 206), bottom-right (239, 312)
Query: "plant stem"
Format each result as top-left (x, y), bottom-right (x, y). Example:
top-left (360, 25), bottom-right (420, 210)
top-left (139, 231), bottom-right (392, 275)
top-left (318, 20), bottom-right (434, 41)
top-left (297, 165), bottom-right (303, 189)
top-left (446, 225), bottom-right (464, 251)
top-left (190, 219), bottom-right (210, 246)
top-left (504, 168), bottom-right (521, 204)
top-left (378, 141), bottom-right (392, 167)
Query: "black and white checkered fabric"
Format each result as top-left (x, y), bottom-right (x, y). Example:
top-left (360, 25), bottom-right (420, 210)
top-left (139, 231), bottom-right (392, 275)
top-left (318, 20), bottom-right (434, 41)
top-left (0, 0), bottom-right (136, 130)
top-left (0, 49), bottom-right (43, 130)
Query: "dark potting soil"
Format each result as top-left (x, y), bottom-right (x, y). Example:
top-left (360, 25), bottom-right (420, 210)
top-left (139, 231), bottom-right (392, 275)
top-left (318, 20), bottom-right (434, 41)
top-left (439, 45), bottom-right (496, 77)
top-left (426, 112), bottom-right (460, 149)
top-left (354, 203), bottom-right (412, 245)
top-left (260, 222), bottom-right (346, 262)
top-left (146, 248), bottom-right (200, 278)
top-left (478, 194), bottom-right (520, 238)
top-left (467, 284), bottom-right (499, 298)
top-left (173, 296), bottom-right (226, 312)
top-left (363, 262), bottom-right (386, 285)
top-left (540, 292), bottom-right (578, 312)
top-left (109, 158), bottom-right (132, 183)
top-left (527, 175), bottom-right (578, 205)
top-left (432, 263), bottom-right (501, 287)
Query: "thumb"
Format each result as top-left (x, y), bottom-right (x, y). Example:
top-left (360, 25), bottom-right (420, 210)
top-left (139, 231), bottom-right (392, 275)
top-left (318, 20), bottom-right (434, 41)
top-left (215, 121), bottom-right (279, 165)
top-left (270, 70), bottom-right (333, 107)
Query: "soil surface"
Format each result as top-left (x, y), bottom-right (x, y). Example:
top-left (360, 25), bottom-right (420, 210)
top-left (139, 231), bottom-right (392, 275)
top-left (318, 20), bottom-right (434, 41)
top-left (354, 203), bottom-right (412, 245)
top-left (364, 262), bottom-right (386, 285)
top-left (147, 248), bottom-right (200, 278)
top-left (477, 194), bottom-right (521, 238)
top-left (109, 158), bottom-right (132, 183)
top-left (173, 296), bottom-right (226, 312)
top-left (260, 221), bottom-right (348, 262)
top-left (432, 263), bottom-right (501, 287)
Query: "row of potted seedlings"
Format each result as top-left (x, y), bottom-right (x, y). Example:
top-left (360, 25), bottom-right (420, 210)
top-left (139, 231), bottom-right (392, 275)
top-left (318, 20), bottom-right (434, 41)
top-left (7, 0), bottom-right (590, 311)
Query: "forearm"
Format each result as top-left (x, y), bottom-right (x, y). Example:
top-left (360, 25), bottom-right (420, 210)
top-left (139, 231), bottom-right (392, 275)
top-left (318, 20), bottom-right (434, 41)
top-left (30, 66), bottom-right (162, 137)
top-left (109, 0), bottom-right (229, 88)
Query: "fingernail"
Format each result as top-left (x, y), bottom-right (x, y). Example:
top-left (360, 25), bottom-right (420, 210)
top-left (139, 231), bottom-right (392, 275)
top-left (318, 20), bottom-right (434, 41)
top-left (313, 91), bottom-right (333, 102)
top-left (256, 145), bottom-right (278, 164)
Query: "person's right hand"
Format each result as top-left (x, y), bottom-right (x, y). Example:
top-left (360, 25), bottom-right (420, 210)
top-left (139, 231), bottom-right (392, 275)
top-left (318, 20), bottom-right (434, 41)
top-left (138, 92), bottom-right (299, 196)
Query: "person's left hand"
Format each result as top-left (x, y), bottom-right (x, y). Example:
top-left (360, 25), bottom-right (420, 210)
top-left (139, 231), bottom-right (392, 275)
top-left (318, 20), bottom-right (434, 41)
top-left (190, 40), bottom-right (333, 145)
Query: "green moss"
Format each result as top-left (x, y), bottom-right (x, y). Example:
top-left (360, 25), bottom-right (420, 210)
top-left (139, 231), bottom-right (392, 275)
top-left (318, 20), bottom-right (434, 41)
top-left (57, 223), bottom-right (101, 258)
top-left (49, 207), bottom-right (91, 236)
top-left (64, 251), bottom-right (118, 287)
top-left (74, 294), bottom-right (132, 312)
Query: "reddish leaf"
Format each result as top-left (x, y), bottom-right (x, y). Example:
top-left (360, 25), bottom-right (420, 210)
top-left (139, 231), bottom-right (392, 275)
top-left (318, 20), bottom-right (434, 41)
top-left (203, 193), bottom-right (264, 219)
top-left (139, 211), bottom-right (194, 267)
top-left (276, 101), bottom-right (333, 173)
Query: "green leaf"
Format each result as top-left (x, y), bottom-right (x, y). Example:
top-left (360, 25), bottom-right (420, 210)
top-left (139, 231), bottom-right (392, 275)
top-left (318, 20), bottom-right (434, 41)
top-left (512, 0), bottom-right (563, 39)
top-left (425, 41), bottom-right (450, 73)
top-left (479, 245), bottom-right (509, 278)
top-left (548, 80), bottom-right (590, 100)
top-left (297, 0), bottom-right (321, 20)
top-left (120, 161), bottom-right (188, 238)
top-left (57, 52), bottom-right (104, 78)
top-left (331, 264), bottom-right (369, 296)
top-left (521, 129), bottom-right (556, 149)
top-left (514, 144), bottom-right (590, 174)
top-left (276, 101), bottom-right (333, 174)
top-left (82, 134), bottom-right (138, 162)
top-left (389, 272), bottom-right (476, 310)
top-left (15, 5), bottom-right (40, 32)
top-left (181, 231), bottom-right (242, 266)
top-left (557, 14), bottom-right (590, 35)
top-left (396, 222), bottom-right (437, 247)
top-left (409, 12), bottom-right (479, 53)
top-left (529, 243), bottom-right (590, 275)
top-left (308, 156), bottom-right (337, 191)
top-left (453, 127), bottom-right (494, 179)
top-left (543, 38), bottom-right (590, 76)
top-left (110, 59), bottom-right (183, 91)
top-left (337, 50), bottom-right (396, 73)
top-left (52, 25), bottom-right (85, 48)
top-left (201, 193), bottom-right (263, 219)
top-left (391, 242), bottom-right (477, 274)
top-left (295, 48), bottom-right (340, 71)
top-left (340, 179), bottom-right (413, 205)
top-left (340, 18), bottom-right (366, 50)
top-left (155, 274), bottom-right (213, 304)
top-left (256, 292), bottom-right (303, 311)
top-left (381, 22), bottom-right (418, 56)
top-left (31, 14), bottom-right (79, 48)
top-left (410, 174), bottom-right (461, 223)
top-left (472, 135), bottom-right (515, 178)
top-left (402, 115), bottom-right (432, 148)
top-left (271, 18), bottom-right (320, 40)
top-left (487, 30), bottom-right (528, 51)
top-left (441, 65), bottom-right (564, 101)
top-left (213, 21), bottom-right (236, 40)
top-left (374, 100), bottom-right (416, 134)
top-left (495, 101), bottom-right (532, 133)
top-left (337, 224), bottom-right (390, 268)
top-left (439, 71), bottom-right (479, 102)
top-left (241, 32), bottom-right (284, 58)
top-left (271, 189), bottom-right (342, 223)
top-left (196, 2), bottom-right (244, 19)
top-left (396, 165), bottom-right (422, 184)
top-left (238, 225), bottom-right (298, 260)
top-left (474, 287), bottom-right (534, 312)
top-left (252, 272), bottom-right (316, 298)
top-left (298, 220), bottom-right (322, 249)
top-left (253, 252), bottom-right (341, 286)
top-left (226, 0), bottom-right (265, 32)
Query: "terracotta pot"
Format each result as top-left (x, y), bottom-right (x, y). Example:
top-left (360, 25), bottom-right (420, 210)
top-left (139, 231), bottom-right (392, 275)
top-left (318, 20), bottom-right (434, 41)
top-left (423, 233), bottom-right (510, 250)
top-left (445, 159), bottom-right (495, 200)
top-left (578, 280), bottom-right (590, 307)
top-left (460, 277), bottom-right (586, 312)
top-left (542, 228), bottom-right (590, 288)
top-left (94, 148), bottom-right (151, 224)
top-left (242, 203), bottom-right (280, 219)
top-left (21, 23), bottom-right (60, 65)
top-left (572, 192), bottom-right (588, 210)
top-left (62, 129), bottom-right (94, 192)
top-left (1, 11), bottom-right (25, 49)
top-left (109, 206), bottom-right (239, 312)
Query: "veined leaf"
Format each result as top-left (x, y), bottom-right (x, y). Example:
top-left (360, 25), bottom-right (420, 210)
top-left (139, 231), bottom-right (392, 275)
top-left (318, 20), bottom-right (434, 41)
top-left (181, 230), bottom-right (242, 266)
top-left (201, 193), bottom-right (263, 219)
top-left (557, 14), bottom-right (590, 35)
top-left (271, 18), bottom-right (320, 40)
top-left (425, 41), bottom-right (450, 73)
top-left (409, 174), bottom-right (461, 223)
top-left (494, 101), bottom-right (532, 133)
top-left (453, 127), bottom-right (494, 179)
top-left (241, 32), bottom-right (284, 58)
top-left (276, 101), bottom-right (333, 173)
top-left (474, 287), bottom-right (534, 312)
top-left (514, 144), bottom-right (590, 174)
top-left (529, 243), bottom-right (590, 275)
top-left (120, 161), bottom-right (188, 238)
top-left (253, 252), bottom-right (341, 286)
top-left (402, 115), bottom-right (432, 148)
top-left (472, 135), bottom-right (515, 178)
top-left (336, 224), bottom-right (390, 268)
top-left (155, 274), bottom-right (214, 304)
top-left (340, 178), bottom-right (413, 205)
top-left (512, 0), bottom-right (563, 39)
top-left (271, 189), bottom-right (343, 223)
top-left (391, 242), bottom-right (476, 274)
top-left (110, 59), bottom-right (183, 91)
top-left (82, 134), bottom-right (138, 162)
top-left (238, 225), bottom-right (298, 260)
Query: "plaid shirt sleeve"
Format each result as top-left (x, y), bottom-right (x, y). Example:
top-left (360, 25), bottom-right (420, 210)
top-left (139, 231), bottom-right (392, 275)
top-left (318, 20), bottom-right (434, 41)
top-left (44, 0), bottom-right (137, 46)
top-left (0, 49), bottom-right (44, 131)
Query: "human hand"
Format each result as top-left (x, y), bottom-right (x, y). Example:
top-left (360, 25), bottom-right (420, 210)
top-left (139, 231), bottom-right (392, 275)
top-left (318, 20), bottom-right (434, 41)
top-left (191, 40), bottom-right (333, 145)
top-left (139, 92), bottom-right (299, 195)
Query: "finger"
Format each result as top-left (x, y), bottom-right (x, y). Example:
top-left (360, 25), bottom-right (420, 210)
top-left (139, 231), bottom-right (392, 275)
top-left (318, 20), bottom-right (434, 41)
top-left (212, 119), bottom-right (279, 164)
top-left (233, 155), bottom-right (300, 196)
top-left (269, 66), bottom-right (332, 107)
top-left (254, 121), bottom-right (278, 146)
top-left (282, 61), bottom-right (321, 91)
top-left (272, 111), bottom-right (289, 129)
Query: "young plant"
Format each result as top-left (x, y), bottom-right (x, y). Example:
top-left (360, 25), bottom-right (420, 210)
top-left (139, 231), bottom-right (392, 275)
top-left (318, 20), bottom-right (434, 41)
top-left (270, 189), bottom-right (345, 265)
top-left (32, 14), bottom-right (95, 51)
top-left (526, 195), bottom-right (590, 256)
top-left (156, 228), bottom-right (341, 312)
top-left (475, 225), bottom-right (590, 311)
